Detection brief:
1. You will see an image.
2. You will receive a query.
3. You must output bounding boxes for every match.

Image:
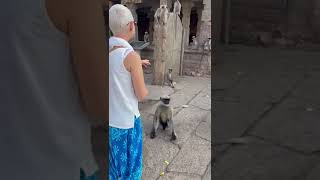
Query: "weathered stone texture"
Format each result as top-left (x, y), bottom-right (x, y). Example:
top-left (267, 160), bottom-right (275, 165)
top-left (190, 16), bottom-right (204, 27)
top-left (182, 50), bottom-right (211, 76)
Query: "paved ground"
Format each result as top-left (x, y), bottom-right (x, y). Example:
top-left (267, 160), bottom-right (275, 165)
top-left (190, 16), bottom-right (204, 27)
top-left (213, 45), bottom-right (320, 179)
top-left (92, 75), bottom-right (212, 180)
top-left (140, 76), bottom-right (212, 180)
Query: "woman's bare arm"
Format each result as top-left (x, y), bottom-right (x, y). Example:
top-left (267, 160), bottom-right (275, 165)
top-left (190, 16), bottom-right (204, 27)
top-left (124, 51), bottom-right (148, 101)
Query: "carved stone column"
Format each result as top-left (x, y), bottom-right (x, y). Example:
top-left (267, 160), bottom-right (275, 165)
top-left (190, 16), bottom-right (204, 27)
top-left (198, 0), bottom-right (211, 46)
top-left (181, 0), bottom-right (191, 47)
top-left (152, 0), bottom-right (168, 85)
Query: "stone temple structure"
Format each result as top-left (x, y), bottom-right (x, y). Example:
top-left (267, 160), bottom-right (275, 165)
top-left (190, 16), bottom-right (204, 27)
top-left (111, 0), bottom-right (212, 81)
top-left (120, 0), bottom-right (211, 47)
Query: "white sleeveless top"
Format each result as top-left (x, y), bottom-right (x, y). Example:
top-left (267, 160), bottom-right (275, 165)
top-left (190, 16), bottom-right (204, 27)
top-left (109, 37), bottom-right (140, 129)
top-left (0, 0), bottom-right (97, 179)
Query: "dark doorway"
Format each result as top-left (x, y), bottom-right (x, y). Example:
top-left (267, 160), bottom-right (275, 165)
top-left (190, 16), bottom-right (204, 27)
top-left (137, 7), bottom-right (151, 41)
top-left (189, 7), bottom-right (198, 44)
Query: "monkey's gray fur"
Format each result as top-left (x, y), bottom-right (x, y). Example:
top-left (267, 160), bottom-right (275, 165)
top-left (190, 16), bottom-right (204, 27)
top-left (159, 5), bottom-right (169, 26)
top-left (154, 7), bottom-right (161, 26)
top-left (154, 5), bottom-right (168, 26)
top-left (150, 96), bottom-right (177, 141)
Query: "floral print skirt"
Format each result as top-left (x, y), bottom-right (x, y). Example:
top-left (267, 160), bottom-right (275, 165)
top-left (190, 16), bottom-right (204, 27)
top-left (109, 116), bottom-right (143, 180)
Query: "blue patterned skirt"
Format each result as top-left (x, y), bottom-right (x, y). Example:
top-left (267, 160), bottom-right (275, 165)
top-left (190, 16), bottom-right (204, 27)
top-left (109, 116), bottom-right (143, 180)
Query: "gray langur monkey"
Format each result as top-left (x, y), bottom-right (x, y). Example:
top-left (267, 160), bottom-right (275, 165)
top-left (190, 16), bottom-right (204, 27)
top-left (150, 96), bottom-right (177, 141)
top-left (159, 5), bottom-right (169, 26)
top-left (173, 0), bottom-right (181, 16)
top-left (144, 31), bottom-right (149, 42)
top-left (159, 5), bottom-right (169, 38)
top-left (154, 5), bottom-right (169, 38)
top-left (167, 68), bottom-right (174, 88)
top-left (154, 7), bottom-right (161, 26)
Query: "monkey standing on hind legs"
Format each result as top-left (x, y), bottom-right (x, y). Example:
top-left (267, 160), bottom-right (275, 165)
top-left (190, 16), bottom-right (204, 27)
top-left (154, 7), bottom-right (161, 26)
top-left (159, 5), bottom-right (169, 39)
top-left (150, 96), bottom-right (177, 141)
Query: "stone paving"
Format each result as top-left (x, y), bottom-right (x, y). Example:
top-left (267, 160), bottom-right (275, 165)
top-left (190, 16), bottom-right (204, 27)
top-left (213, 45), bottom-right (320, 179)
top-left (91, 76), bottom-right (211, 180)
top-left (140, 76), bottom-right (212, 180)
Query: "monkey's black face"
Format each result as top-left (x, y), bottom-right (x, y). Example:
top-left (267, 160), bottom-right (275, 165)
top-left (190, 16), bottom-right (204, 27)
top-left (160, 97), bottom-right (171, 104)
top-left (168, 69), bottom-right (173, 73)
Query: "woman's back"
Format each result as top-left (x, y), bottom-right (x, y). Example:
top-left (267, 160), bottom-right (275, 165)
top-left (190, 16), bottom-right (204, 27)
top-left (109, 39), bottom-right (140, 129)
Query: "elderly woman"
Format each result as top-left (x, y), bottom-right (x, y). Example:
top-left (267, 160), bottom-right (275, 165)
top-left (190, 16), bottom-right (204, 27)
top-left (108, 4), bottom-right (150, 180)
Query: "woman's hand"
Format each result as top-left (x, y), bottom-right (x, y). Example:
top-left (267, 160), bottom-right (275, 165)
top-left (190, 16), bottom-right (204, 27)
top-left (141, 59), bottom-right (151, 68)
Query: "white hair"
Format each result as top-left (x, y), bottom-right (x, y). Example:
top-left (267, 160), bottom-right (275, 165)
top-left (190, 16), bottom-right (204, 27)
top-left (109, 4), bottom-right (134, 35)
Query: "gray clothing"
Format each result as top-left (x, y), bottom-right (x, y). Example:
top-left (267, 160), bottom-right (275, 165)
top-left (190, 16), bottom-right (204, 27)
top-left (0, 0), bottom-right (98, 179)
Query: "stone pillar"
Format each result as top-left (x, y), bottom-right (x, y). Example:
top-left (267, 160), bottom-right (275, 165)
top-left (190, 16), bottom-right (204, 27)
top-left (198, 0), bottom-right (211, 46)
top-left (152, 0), bottom-right (168, 85)
top-left (122, 0), bottom-right (141, 41)
top-left (181, 0), bottom-right (192, 47)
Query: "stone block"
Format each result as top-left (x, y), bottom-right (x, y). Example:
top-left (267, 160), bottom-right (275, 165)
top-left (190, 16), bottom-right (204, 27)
top-left (167, 135), bottom-right (211, 176)
top-left (202, 163), bottom-right (212, 180)
top-left (141, 136), bottom-right (179, 180)
top-left (158, 172), bottom-right (201, 180)
top-left (196, 114), bottom-right (211, 141)
top-left (189, 91), bottom-right (211, 110)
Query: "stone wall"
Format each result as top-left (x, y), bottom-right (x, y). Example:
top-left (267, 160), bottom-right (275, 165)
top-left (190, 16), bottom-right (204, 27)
top-left (140, 48), bottom-right (212, 77)
top-left (198, 0), bottom-right (212, 44)
top-left (182, 50), bottom-right (211, 76)
top-left (165, 13), bottom-right (183, 77)
top-left (152, 9), bottom-right (183, 85)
